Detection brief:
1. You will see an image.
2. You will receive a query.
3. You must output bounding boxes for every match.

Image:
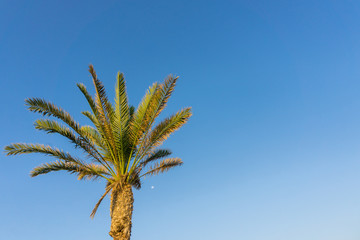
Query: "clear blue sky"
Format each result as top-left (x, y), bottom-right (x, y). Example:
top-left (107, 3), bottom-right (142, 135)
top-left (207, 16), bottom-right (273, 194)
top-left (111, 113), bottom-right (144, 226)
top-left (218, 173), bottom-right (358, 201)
top-left (1, 0), bottom-right (360, 239)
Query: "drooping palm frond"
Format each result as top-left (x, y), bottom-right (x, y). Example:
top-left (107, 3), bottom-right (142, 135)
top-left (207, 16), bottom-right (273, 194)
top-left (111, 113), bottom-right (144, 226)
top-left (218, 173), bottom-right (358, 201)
top-left (30, 161), bottom-right (81, 176)
top-left (30, 161), bottom-right (110, 180)
top-left (140, 158), bottom-right (183, 178)
top-left (5, 143), bottom-right (85, 166)
top-left (5, 143), bottom-right (116, 179)
top-left (90, 183), bottom-right (113, 218)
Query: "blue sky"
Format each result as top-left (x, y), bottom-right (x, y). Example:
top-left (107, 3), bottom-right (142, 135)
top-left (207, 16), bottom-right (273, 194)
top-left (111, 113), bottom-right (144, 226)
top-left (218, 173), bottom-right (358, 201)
top-left (1, 0), bottom-right (360, 239)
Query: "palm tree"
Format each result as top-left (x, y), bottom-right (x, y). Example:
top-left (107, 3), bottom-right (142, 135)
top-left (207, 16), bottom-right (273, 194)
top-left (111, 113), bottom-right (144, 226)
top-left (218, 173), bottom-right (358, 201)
top-left (4, 65), bottom-right (192, 240)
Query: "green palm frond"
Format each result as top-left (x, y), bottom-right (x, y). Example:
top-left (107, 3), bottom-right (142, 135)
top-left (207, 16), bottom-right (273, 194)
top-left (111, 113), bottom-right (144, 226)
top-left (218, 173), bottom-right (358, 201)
top-left (82, 111), bottom-right (100, 128)
top-left (128, 76), bottom-right (178, 170)
top-left (5, 143), bottom-right (85, 166)
top-left (149, 107), bottom-right (192, 146)
top-left (141, 158), bottom-right (183, 178)
top-left (128, 76), bottom-right (177, 150)
top-left (129, 82), bottom-right (159, 147)
top-left (34, 119), bottom-right (78, 143)
top-left (34, 119), bottom-right (101, 159)
top-left (34, 119), bottom-right (115, 175)
top-left (153, 75), bottom-right (178, 116)
top-left (25, 98), bottom-right (81, 132)
top-left (30, 161), bottom-right (110, 180)
top-left (139, 149), bottom-right (172, 168)
top-left (113, 72), bottom-right (130, 172)
top-left (89, 65), bottom-right (115, 122)
top-left (77, 83), bottom-right (98, 114)
top-left (80, 125), bottom-right (106, 150)
top-left (30, 161), bottom-right (81, 176)
top-left (81, 111), bottom-right (113, 151)
top-left (143, 75), bottom-right (178, 126)
top-left (88, 65), bottom-right (118, 162)
top-left (26, 98), bottom-right (105, 159)
top-left (76, 163), bottom-right (111, 180)
top-left (114, 72), bottom-right (129, 131)
top-left (81, 111), bottom-right (117, 166)
top-left (78, 80), bottom-right (115, 162)
top-left (129, 105), bottom-right (135, 119)
top-left (139, 108), bottom-right (192, 159)
top-left (89, 65), bottom-right (115, 129)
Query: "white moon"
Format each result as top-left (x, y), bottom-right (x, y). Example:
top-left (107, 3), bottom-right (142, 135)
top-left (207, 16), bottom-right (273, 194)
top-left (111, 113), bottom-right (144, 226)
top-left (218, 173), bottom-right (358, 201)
top-left (151, 186), bottom-right (155, 189)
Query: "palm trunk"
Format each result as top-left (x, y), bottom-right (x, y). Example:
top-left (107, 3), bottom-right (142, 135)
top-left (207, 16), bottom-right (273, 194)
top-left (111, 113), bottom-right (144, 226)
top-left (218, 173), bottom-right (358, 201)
top-left (109, 183), bottom-right (134, 240)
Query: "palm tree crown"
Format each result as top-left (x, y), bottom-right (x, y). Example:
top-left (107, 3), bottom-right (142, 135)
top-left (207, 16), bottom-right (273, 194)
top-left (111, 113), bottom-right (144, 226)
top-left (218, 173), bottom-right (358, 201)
top-left (5, 65), bottom-right (192, 219)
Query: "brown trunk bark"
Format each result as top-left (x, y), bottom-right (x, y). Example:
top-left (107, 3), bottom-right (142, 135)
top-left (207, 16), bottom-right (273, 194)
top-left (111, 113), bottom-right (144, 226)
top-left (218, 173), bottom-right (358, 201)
top-left (109, 183), bottom-right (134, 240)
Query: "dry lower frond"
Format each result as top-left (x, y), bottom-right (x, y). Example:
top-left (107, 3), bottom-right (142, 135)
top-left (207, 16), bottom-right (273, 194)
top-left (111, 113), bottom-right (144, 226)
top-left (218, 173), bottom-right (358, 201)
top-left (91, 184), bottom-right (113, 218)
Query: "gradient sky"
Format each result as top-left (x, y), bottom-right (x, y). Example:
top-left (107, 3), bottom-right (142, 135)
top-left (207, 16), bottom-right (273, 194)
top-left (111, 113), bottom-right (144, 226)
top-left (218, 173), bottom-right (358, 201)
top-left (1, 0), bottom-right (360, 239)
